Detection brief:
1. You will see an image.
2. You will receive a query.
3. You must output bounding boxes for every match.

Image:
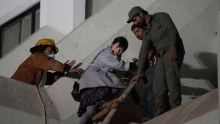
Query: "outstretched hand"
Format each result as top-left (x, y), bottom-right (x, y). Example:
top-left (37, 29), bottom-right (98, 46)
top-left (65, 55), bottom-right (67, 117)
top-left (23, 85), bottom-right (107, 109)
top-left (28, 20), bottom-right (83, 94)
top-left (64, 60), bottom-right (84, 75)
top-left (65, 60), bottom-right (76, 67)
top-left (69, 67), bottom-right (84, 75)
top-left (132, 58), bottom-right (138, 66)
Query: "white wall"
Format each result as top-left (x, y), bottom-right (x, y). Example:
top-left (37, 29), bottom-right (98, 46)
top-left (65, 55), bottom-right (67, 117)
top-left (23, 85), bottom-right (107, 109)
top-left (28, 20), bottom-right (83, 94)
top-left (55, 0), bottom-right (157, 63)
top-left (0, 0), bottom-right (39, 26)
top-left (40, 0), bottom-right (85, 35)
top-left (86, 0), bottom-right (113, 17)
top-left (73, 0), bottom-right (86, 29)
top-left (217, 11), bottom-right (220, 124)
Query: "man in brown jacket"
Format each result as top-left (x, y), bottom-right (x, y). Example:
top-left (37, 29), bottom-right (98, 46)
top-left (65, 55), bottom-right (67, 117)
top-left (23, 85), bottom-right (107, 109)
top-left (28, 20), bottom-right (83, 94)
top-left (11, 39), bottom-right (83, 87)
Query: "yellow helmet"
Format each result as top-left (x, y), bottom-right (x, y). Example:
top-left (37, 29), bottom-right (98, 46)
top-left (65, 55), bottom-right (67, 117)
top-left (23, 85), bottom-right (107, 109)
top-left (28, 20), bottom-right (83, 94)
top-left (30, 39), bottom-right (59, 54)
top-left (35, 39), bottom-right (56, 46)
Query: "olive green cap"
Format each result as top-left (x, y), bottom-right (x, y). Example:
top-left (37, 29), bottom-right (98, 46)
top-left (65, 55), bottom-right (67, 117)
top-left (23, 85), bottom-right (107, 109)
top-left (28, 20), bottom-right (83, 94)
top-left (127, 6), bottom-right (144, 23)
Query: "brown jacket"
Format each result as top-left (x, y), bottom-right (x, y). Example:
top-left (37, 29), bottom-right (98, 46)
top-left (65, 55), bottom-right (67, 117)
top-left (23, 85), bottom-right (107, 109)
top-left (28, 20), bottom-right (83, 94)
top-left (11, 52), bottom-right (65, 87)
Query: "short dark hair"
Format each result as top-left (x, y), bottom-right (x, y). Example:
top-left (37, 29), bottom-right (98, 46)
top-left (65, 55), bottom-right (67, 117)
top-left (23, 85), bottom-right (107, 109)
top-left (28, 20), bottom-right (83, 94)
top-left (112, 36), bottom-right (128, 51)
top-left (131, 24), bottom-right (143, 31)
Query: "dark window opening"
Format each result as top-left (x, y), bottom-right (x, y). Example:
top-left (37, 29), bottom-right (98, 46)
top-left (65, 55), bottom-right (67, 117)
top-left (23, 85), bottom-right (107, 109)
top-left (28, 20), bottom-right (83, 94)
top-left (0, 2), bottom-right (40, 58)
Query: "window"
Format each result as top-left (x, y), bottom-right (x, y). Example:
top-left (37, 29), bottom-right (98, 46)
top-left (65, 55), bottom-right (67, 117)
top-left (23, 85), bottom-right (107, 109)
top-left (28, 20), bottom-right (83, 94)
top-left (0, 3), bottom-right (40, 58)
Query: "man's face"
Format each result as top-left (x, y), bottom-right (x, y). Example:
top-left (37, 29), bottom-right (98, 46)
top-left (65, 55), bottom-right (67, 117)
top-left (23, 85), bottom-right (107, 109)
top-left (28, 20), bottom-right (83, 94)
top-left (44, 46), bottom-right (54, 56)
top-left (132, 13), bottom-right (145, 26)
top-left (132, 27), bottom-right (144, 40)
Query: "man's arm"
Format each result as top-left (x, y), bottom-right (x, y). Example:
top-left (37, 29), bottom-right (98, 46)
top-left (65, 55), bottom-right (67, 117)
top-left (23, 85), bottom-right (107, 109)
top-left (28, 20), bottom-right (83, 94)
top-left (160, 12), bottom-right (178, 47)
top-left (31, 52), bottom-right (68, 72)
top-left (130, 34), bottom-right (151, 82)
top-left (137, 35), bottom-right (151, 75)
top-left (160, 13), bottom-right (178, 61)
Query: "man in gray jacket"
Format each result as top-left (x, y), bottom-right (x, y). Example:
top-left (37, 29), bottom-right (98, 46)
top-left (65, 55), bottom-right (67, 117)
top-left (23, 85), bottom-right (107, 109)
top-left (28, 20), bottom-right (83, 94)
top-left (128, 6), bottom-right (185, 117)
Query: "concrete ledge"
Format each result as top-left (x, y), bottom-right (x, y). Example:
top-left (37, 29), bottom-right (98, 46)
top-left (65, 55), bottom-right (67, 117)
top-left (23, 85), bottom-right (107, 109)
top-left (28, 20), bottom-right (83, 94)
top-left (45, 77), bottom-right (79, 121)
top-left (0, 76), bottom-right (45, 124)
top-left (185, 109), bottom-right (218, 124)
top-left (144, 89), bottom-right (218, 124)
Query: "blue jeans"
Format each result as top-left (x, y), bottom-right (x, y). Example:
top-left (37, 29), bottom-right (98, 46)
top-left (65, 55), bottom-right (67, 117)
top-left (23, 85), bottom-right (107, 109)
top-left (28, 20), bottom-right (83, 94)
top-left (139, 66), bottom-right (155, 119)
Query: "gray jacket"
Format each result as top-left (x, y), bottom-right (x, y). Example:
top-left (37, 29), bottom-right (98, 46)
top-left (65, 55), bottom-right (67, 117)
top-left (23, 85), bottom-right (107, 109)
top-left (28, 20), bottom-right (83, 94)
top-left (78, 46), bottom-right (130, 91)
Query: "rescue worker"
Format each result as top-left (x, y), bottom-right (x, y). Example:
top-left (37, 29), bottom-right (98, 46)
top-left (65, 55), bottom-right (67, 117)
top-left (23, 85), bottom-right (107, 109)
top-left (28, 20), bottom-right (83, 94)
top-left (11, 38), bottom-right (83, 87)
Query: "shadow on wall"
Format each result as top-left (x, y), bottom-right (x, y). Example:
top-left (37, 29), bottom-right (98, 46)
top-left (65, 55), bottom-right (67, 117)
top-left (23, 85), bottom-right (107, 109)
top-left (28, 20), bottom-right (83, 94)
top-left (180, 52), bottom-right (217, 98)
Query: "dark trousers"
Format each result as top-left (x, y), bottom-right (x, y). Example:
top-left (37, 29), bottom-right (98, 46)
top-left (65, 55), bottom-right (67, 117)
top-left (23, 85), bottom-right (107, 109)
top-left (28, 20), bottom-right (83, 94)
top-left (153, 52), bottom-right (184, 116)
top-left (139, 66), bottom-right (155, 119)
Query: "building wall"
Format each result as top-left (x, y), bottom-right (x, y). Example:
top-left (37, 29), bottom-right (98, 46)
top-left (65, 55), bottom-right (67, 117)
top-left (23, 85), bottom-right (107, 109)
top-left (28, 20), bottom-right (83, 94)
top-left (217, 11), bottom-right (220, 124)
top-left (40, 0), bottom-right (86, 35)
top-left (86, 0), bottom-right (113, 18)
top-left (0, 0), bottom-right (39, 26)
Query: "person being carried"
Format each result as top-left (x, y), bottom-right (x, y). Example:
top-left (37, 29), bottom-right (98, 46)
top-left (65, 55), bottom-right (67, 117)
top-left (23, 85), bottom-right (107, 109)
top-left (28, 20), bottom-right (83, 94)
top-left (11, 38), bottom-right (83, 88)
top-left (127, 6), bottom-right (185, 117)
top-left (76, 36), bottom-right (134, 124)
